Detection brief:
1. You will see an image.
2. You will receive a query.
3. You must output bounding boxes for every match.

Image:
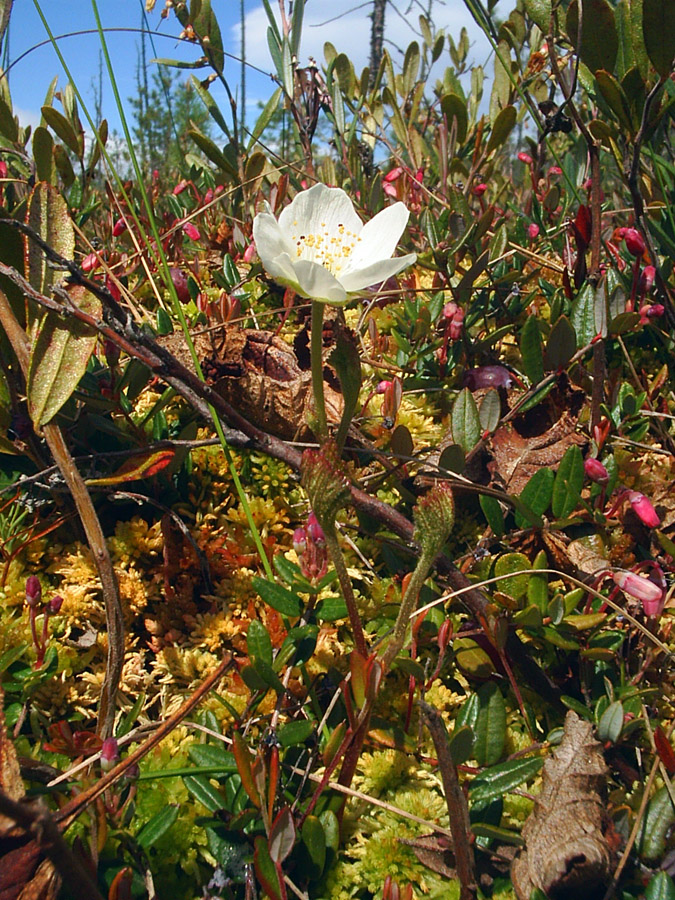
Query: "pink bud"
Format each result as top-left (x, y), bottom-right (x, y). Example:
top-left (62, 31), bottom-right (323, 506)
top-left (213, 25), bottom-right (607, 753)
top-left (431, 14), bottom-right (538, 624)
top-left (612, 570), bottom-right (664, 615)
top-left (306, 513), bottom-right (325, 547)
top-left (152, 169), bottom-right (160, 181)
top-left (383, 182), bottom-right (398, 198)
top-left (203, 188), bottom-right (214, 204)
top-left (641, 303), bottom-right (664, 320)
top-left (548, 166), bottom-right (562, 176)
top-left (624, 228), bottom-right (645, 257)
top-left (639, 265), bottom-right (656, 294)
top-left (101, 737), bottom-right (119, 771)
top-left (384, 166), bottom-right (404, 183)
top-left (584, 458), bottom-right (609, 485)
top-left (462, 365), bottom-right (513, 390)
top-left (376, 380), bottom-right (393, 394)
top-left (627, 491), bottom-right (660, 528)
top-left (169, 268), bottom-right (191, 304)
top-left (0, 160), bottom-right (7, 178)
top-left (292, 527), bottom-right (307, 556)
top-left (243, 241), bottom-right (257, 263)
top-left (517, 152), bottom-right (533, 165)
top-left (112, 218), bottom-right (127, 237)
top-left (48, 595), bottom-right (64, 615)
top-left (473, 183), bottom-right (487, 197)
top-left (81, 252), bottom-right (100, 272)
top-left (25, 576), bottom-right (42, 607)
top-left (527, 223), bottom-right (540, 240)
top-left (172, 179), bottom-right (189, 195)
top-left (443, 301), bottom-right (458, 320)
top-left (414, 168), bottom-right (424, 183)
top-left (183, 222), bottom-right (201, 241)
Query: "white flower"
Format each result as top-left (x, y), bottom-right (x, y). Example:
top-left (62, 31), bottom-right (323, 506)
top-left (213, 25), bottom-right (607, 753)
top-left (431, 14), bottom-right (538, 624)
top-left (252, 183), bottom-right (416, 306)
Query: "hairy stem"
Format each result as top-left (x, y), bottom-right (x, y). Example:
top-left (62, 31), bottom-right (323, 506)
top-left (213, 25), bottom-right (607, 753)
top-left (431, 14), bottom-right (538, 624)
top-left (310, 300), bottom-right (328, 441)
top-left (322, 523), bottom-right (368, 658)
top-left (381, 549), bottom-right (434, 670)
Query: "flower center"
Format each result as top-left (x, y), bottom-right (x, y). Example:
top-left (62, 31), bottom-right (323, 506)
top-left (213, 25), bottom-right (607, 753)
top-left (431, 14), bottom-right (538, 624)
top-left (290, 221), bottom-right (361, 276)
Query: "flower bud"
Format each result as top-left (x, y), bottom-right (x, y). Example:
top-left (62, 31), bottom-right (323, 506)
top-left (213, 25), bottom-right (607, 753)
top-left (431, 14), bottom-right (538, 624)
top-left (612, 570), bottom-right (664, 616)
top-left (584, 458), bottom-right (609, 485)
top-left (48, 595), bottom-right (64, 615)
top-left (301, 443), bottom-right (351, 531)
top-left (527, 223), bottom-right (540, 240)
top-left (384, 167), bottom-right (404, 183)
top-left (473, 183), bottom-right (487, 197)
top-left (182, 222), bottom-right (201, 241)
top-left (243, 241), bottom-right (257, 263)
top-left (306, 513), bottom-right (326, 547)
top-left (548, 166), bottom-right (562, 176)
top-left (627, 491), bottom-right (660, 528)
top-left (518, 152), bottom-right (533, 165)
top-left (100, 737), bottom-right (119, 772)
top-left (81, 252), bottom-right (100, 273)
top-left (624, 228), bottom-right (645, 257)
top-left (112, 218), bottom-right (127, 237)
top-left (26, 576), bottom-right (42, 607)
top-left (639, 265), bottom-right (656, 294)
top-left (376, 380), bottom-right (392, 395)
top-left (169, 267), bottom-right (191, 304)
top-left (292, 527), bottom-right (307, 556)
top-left (172, 179), bottom-right (189, 195)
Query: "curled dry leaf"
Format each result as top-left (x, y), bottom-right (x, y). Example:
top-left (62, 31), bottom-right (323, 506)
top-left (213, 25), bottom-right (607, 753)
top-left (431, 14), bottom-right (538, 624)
top-left (511, 710), bottom-right (615, 900)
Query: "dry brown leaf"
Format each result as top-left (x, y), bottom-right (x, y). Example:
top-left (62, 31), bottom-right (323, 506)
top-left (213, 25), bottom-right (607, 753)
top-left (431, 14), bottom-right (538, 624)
top-left (511, 710), bottom-right (615, 900)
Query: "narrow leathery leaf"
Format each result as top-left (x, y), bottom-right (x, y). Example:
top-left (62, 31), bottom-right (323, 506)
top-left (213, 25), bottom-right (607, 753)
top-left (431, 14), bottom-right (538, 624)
top-left (393, 657), bottom-right (426, 681)
top-left (489, 222), bottom-right (508, 261)
top-left (252, 658), bottom-right (285, 693)
top-left (520, 315), bottom-right (544, 384)
top-left (269, 807), bottom-right (296, 863)
top-left (401, 41), bottom-right (421, 95)
top-left (438, 443), bottom-right (466, 475)
top-left (254, 836), bottom-right (286, 900)
top-left (440, 93), bottom-right (468, 143)
top-left (232, 732), bottom-right (261, 808)
top-left (187, 744), bottom-right (236, 771)
top-left (552, 445), bottom-right (584, 518)
top-left (642, 0), bottom-right (675, 76)
top-left (597, 699), bottom-right (624, 743)
top-left (544, 315), bottom-right (576, 370)
top-left (524, 0), bottom-right (552, 31)
top-left (240, 665), bottom-right (269, 693)
top-left (350, 649), bottom-right (368, 709)
top-left (528, 550), bottom-right (549, 611)
top-left (479, 389), bottom-right (501, 434)
top-left (222, 253), bottom-right (239, 288)
top-left (248, 88), bottom-right (282, 149)
top-left (472, 823), bottom-right (525, 845)
top-left (563, 612), bottom-right (607, 630)
top-left (486, 105), bottom-right (517, 155)
top-left (302, 815), bottom-right (327, 875)
top-left (277, 720), bottom-right (315, 747)
top-left (654, 726), bottom-right (675, 775)
top-left (53, 144), bottom-right (76, 188)
top-left (566, 0), bottom-right (618, 74)
top-left (0, 97), bottom-right (17, 142)
top-left (85, 450), bottom-right (175, 485)
top-left (645, 872), bottom-right (675, 900)
top-left (474, 682), bottom-right (506, 766)
top-left (26, 183), bottom-right (75, 306)
top-left (391, 424), bottom-right (413, 460)
top-left (331, 80), bottom-right (345, 134)
top-left (183, 774), bottom-right (225, 813)
top-left (636, 786), bottom-right (675, 862)
top-left (470, 757), bottom-right (543, 804)
top-left (136, 805), bottom-right (179, 848)
top-left (315, 595), bottom-right (348, 621)
top-left (515, 468), bottom-right (554, 529)
top-left (191, 74), bottom-right (230, 135)
top-left (595, 69), bottom-right (635, 133)
top-left (192, 0), bottom-right (225, 74)
top-left (448, 725), bottom-right (474, 765)
top-left (40, 106), bottom-right (81, 156)
top-left (188, 128), bottom-right (238, 177)
top-left (27, 285), bottom-right (101, 426)
top-left (32, 127), bottom-right (55, 184)
top-left (452, 387), bottom-right (482, 453)
top-left (252, 576), bottom-right (303, 617)
top-left (150, 57), bottom-right (206, 69)
top-left (319, 810), bottom-right (339, 854)
top-left (494, 553), bottom-right (531, 600)
top-left (480, 494), bottom-right (505, 537)
top-left (247, 619), bottom-right (273, 667)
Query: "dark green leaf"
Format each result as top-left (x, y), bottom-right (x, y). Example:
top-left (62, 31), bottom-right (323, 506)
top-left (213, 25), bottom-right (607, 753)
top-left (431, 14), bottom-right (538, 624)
top-left (315, 595), bottom-right (348, 621)
top-left (552, 444), bottom-right (584, 518)
top-left (183, 774), bottom-right (225, 812)
top-left (41, 106), bottom-right (81, 157)
top-left (470, 756), bottom-right (543, 804)
top-left (440, 93), bottom-right (468, 143)
top-left (479, 389), bottom-right (501, 433)
top-left (474, 682), bottom-right (506, 766)
top-left (520, 315), bottom-right (544, 384)
top-left (515, 468), bottom-right (554, 528)
top-left (544, 315), bottom-right (576, 370)
top-left (252, 576), bottom-right (303, 617)
top-left (254, 835), bottom-right (285, 900)
top-left (597, 699), bottom-right (624, 742)
top-left (494, 553), bottom-right (531, 600)
top-left (191, 74), bottom-right (231, 137)
top-left (596, 69), bottom-right (635, 133)
top-left (645, 872), bottom-right (675, 900)
top-left (302, 815), bottom-right (326, 876)
top-left (248, 87), bottom-right (282, 150)
top-left (0, 97), bottom-right (17, 142)
top-left (636, 786), bottom-right (675, 862)
top-left (269, 807), bottom-right (296, 863)
top-left (570, 283), bottom-right (598, 348)
top-left (188, 744), bottom-right (236, 771)
top-left (136, 805), bottom-right (179, 848)
top-left (247, 619), bottom-right (273, 667)
top-left (642, 0), bottom-right (675, 77)
top-left (448, 725), bottom-right (474, 765)
top-left (524, 0), bottom-right (552, 31)
top-left (32, 127), bottom-right (55, 185)
top-left (486, 105), bottom-right (517, 155)
top-left (567, 0), bottom-right (618, 74)
top-left (479, 494), bottom-right (505, 537)
top-left (278, 720), bottom-right (315, 747)
top-left (452, 388), bottom-right (482, 453)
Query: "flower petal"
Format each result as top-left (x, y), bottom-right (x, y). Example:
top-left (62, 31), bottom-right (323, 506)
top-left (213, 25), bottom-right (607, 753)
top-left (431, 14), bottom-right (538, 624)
top-left (278, 184), bottom-right (363, 241)
top-left (341, 202), bottom-right (410, 274)
top-left (339, 253), bottom-right (417, 293)
top-left (252, 209), bottom-right (295, 272)
top-left (292, 259), bottom-right (348, 305)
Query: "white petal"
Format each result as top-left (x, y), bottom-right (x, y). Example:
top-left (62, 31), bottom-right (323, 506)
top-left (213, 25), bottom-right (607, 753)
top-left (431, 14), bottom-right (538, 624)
top-left (341, 202), bottom-right (410, 274)
top-left (253, 210), bottom-right (295, 270)
top-left (292, 259), bottom-right (348, 304)
top-left (339, 253), bottom-right (417, 293)
top-left (278, 183), bottom-right (363, 240)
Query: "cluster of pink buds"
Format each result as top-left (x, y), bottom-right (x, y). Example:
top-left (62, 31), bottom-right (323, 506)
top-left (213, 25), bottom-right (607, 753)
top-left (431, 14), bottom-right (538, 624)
top-left (292, 512), bottom-right (329, 582)
top-left (382, 166), bottom-right (424, 211)
top-left (612, 566), bottom-right (666, 618)
top-left (25, 576), bottom-right (63, 668)
top-left (443, 301), bottom-right (465, 340)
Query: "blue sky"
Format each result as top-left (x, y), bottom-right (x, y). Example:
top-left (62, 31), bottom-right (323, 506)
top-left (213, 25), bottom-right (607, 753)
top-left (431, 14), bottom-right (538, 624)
top-left (6, 1), bottom-right (502, 137)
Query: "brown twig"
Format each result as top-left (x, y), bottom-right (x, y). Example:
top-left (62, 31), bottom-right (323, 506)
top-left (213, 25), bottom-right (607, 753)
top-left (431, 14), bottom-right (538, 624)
top-left (419, 701), bottom-right (476, 900)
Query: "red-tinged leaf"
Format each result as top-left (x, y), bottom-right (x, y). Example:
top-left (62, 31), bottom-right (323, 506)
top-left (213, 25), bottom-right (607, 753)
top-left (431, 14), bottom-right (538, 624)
top-left (268, 806), bottom-right (296, 863)
top-left (350, 649), bottom-right (368, 709)
top-left (574, 204), bottom-right (592, 247)
top-left (232, 731), bottom-right (261, 809)
top-left (253, 835), bottom-right (287, 900)
top-left (654, 726), bottom-right (675, 775)
top-left (85, 450), bottom-right (175, 486)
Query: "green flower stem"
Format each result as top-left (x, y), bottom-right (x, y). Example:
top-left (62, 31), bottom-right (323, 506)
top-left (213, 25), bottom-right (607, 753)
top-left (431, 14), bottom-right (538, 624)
top-left (310, 300), bottom-right (328, 442)
top-left (322, 523), bottom-right (368, 658)
top-left (381, 549), bottom-right (435, 671)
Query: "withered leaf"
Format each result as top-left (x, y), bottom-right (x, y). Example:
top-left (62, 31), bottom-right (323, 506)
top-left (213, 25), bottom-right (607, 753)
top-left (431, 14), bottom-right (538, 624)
top-left (511, 710), bottom-right (614, 900)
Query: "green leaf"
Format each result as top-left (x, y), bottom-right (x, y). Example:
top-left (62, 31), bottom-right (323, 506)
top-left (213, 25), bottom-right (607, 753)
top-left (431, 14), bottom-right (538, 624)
top-left (183, 774), bottom-right (225, 812)
top-left (494, 553), bottom-right (531, 600)
top-left (448, 725), bottom-right (474, 765)
top-left (452, 388), bottom-right (482, 453)
top-left (470, 756), bottom-right (544, 804)
top-left (254, 835), bottom-right (285, 900)
top-left (486, 105), bottom-right (517, 155)
top-left (645, 872), bottom-right (675, 900)
top-left (520, 316), bottom-right (544, 384)
top-left (515, 467), bottom-right (554, 528)
top-left (136, 805), bottom-right (179, 848)
top-left (597, 699), bottom-right (624, 742)
top-left (440, 93), bottom-right (468, 143)
top-left (570, 282), bottom-right (597, 348)
top-left (544, 315), bottom-right (576, 371)
top-left (636, 786), bottom-right (675, 862)
top-left (278, 720), bottom-right (315, 747)
top-left (642, 0), bottom-right (675, 77)
top-left (527, 550), bottom-right (549, 611)
top-left (329, 328), bottom-right (362, 450)
top-left (566, 0), bottom-right (618, 74)
top-left (190, 74), bottom-right (231, 137)
top-left (302, 815), bottom-right (327, 876)
top-left (269, 807), bottom-right (296, 864)
top-left (0, 97), bottom-right (18, 142)
top-left (188, 744), bottom-right (236, 771)
top-left (552, 445), bottom-right (584, 518)
top-left (27, 285), bottom-right (101, 426)
top-left (315, 595), bottom-right (348, 621)
top-left (479, 494), bottom-right (505, 537)
top-left (247, 619), bottom-right (273, 667)
top-left (596, 69), bottom-right (635, 133)
top-left (474, 682), bottom-right (506, 766)
top-left (41, 106), bottom-right (81, 157)
top-left (479, 389), bottom-right (501, 434)
top-left (524, 0), bottom-right (552, 31)
top-left (252, 576), bottom-right (303, 617)
top-left (32, 127), bottom-right (55, 185)
top-left (188, 127), bottom-right (237, 178)
top-left (151, 57), bottom-right (207, 69)
top-left (248, 87), bottom-right (282, 150)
